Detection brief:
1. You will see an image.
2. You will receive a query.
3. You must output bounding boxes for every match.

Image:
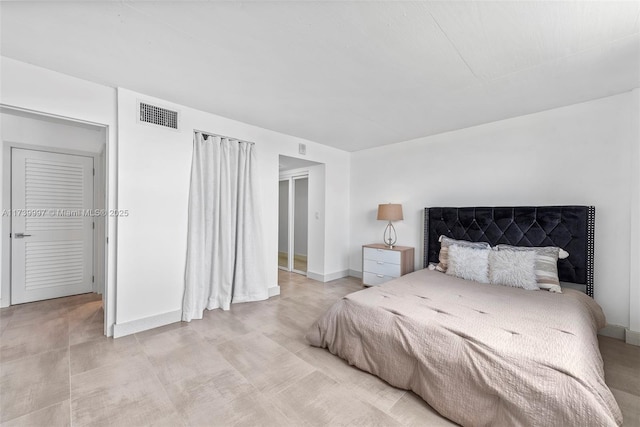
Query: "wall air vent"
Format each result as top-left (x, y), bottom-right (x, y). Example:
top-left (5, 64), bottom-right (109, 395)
top-left (138, 102), bottom-right (179, 130)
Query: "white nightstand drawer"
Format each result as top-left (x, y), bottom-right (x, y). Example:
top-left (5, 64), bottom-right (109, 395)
top-left (363, 247), bottom-right (401, 264)
top-left (363, 259), bottom-right (401, 278)
top-left (363, 272), bottom-right (394, 286)
top-left (362, 244), bottom-right (414, 287)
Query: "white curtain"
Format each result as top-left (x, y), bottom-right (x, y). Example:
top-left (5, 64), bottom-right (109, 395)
top-left (182, 132), bottom-right (267, 321)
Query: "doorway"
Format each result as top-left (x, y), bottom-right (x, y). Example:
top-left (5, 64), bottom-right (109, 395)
top-left (278, 155), bottom-right (324, 278)
top-left (1, 108), bottom-right (107, 314)
top-left (279, 175), bottom-right (308, 274)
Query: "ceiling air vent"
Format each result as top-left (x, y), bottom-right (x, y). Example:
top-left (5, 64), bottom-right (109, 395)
top-left (138, 102), bottom-right (179, 130)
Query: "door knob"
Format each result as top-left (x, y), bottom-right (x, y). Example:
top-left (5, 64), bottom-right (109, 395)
top-left (14, 233), bottom-right (32, 238)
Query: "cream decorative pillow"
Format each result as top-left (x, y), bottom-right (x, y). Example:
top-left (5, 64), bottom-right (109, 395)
top-left (496, 245), bottom-right (565, 293)
top-left (446, 245), bottom-right (490, 284)
top-left (489, 249), bottom-right (539, 290)
top-left (436, 236), bottom-right (490, 273)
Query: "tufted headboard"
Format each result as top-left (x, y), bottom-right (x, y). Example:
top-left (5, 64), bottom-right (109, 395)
top-left (423, 206), bottom-right (595, 297)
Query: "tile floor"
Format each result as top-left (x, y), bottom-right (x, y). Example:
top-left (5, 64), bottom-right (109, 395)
top-left (1, 272), bottom-right (639, 426)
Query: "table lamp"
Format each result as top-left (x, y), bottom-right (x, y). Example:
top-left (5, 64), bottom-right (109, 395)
top-left (377, 203), bottom-right (403, 248)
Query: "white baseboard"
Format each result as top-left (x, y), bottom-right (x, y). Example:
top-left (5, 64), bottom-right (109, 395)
top-left (307, 270), bottom-right (349, 283)
top-left (349, 269), bottom-right (363, 279)
top-left (268, 286), bottom-right (280, 297)
top-left (598, 324), bottom-right (626, 340)
top-left (0, 297), bottom-right (8, 308)
top-left (113, 309), bottom-right (182, 338)
top-left (306, 271), bottom-right (324, 282)
top-left (625, 328), bottom-right (640, 346)
top-left (324, 270), bottom-right (349, 282)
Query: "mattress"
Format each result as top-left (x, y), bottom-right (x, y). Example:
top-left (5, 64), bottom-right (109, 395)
top-left (306, 269), bottom-right (622, 426)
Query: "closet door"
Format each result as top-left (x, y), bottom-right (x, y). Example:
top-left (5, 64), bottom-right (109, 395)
top-left (11, 148), bottom-right (94, 304)
top-left (278, 179), bottom-right (289, 270)
top-left (292, 177), bottom-right (308, 273)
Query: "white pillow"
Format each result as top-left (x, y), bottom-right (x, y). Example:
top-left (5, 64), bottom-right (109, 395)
top-left (489, 249), bottom-right (539, 290)
top-left (446, 245), bottom-right (490, 284)
top-left (495, 245), bottom-right (565, 292)
top-left (435, 236), bottom-right (490, 273)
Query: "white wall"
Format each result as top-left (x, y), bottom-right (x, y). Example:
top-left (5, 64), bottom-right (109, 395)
top-left (349, 90), bottom-right (639, 330)
top-left (115, 88), bottom-right (350, 331)
top-left (313, 165), bottom-right (328, 278)
top-left (0, 57), bottom-right (117, 335)
top-left (1, 112), bottom-right (105, 153)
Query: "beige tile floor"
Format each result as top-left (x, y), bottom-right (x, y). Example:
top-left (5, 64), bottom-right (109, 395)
top-left (1, 272), bottom-right (639, 426)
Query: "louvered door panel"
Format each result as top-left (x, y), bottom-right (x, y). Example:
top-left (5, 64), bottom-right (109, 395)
top-left (25, 158), bottom-right (85, 232)
top-left (25, 241), bottom-right (84, 290)
top-left (11, 149), bottom-right (94, 304)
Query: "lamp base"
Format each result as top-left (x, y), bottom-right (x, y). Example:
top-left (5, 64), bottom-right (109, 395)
top-left (383, 222), bottom-right (397, 248)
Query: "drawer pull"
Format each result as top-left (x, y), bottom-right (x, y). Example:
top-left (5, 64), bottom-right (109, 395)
top-left (376, 274), bottom-right (384, 278)
top-left (377, 261), bottom-right (384, 265)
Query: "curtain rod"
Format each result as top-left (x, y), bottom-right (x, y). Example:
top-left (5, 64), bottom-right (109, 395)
top-left (194, 129), bottom-right (256, 146)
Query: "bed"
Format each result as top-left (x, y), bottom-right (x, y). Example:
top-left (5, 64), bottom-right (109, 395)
top-left (306, 206), bottom-right (622, 426)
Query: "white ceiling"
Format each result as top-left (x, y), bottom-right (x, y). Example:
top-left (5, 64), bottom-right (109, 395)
top-left (1, 1), bottom-right (639, 152)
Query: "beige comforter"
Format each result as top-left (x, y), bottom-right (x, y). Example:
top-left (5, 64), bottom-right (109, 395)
top-left (306, 269), bottom-right (622, 426)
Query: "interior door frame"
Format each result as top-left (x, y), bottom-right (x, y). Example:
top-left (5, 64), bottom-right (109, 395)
top-left (1, 106), bottom-right (110, 335)
top-left (278, 172), bottom-right (309, 275)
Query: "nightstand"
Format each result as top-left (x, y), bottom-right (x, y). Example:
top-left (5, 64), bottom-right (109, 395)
top-left (362, 244), bottom-right (414, 286)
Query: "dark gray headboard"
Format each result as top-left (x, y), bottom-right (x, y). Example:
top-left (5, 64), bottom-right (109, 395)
top-left (423, 206), bottom-right (595, 297)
